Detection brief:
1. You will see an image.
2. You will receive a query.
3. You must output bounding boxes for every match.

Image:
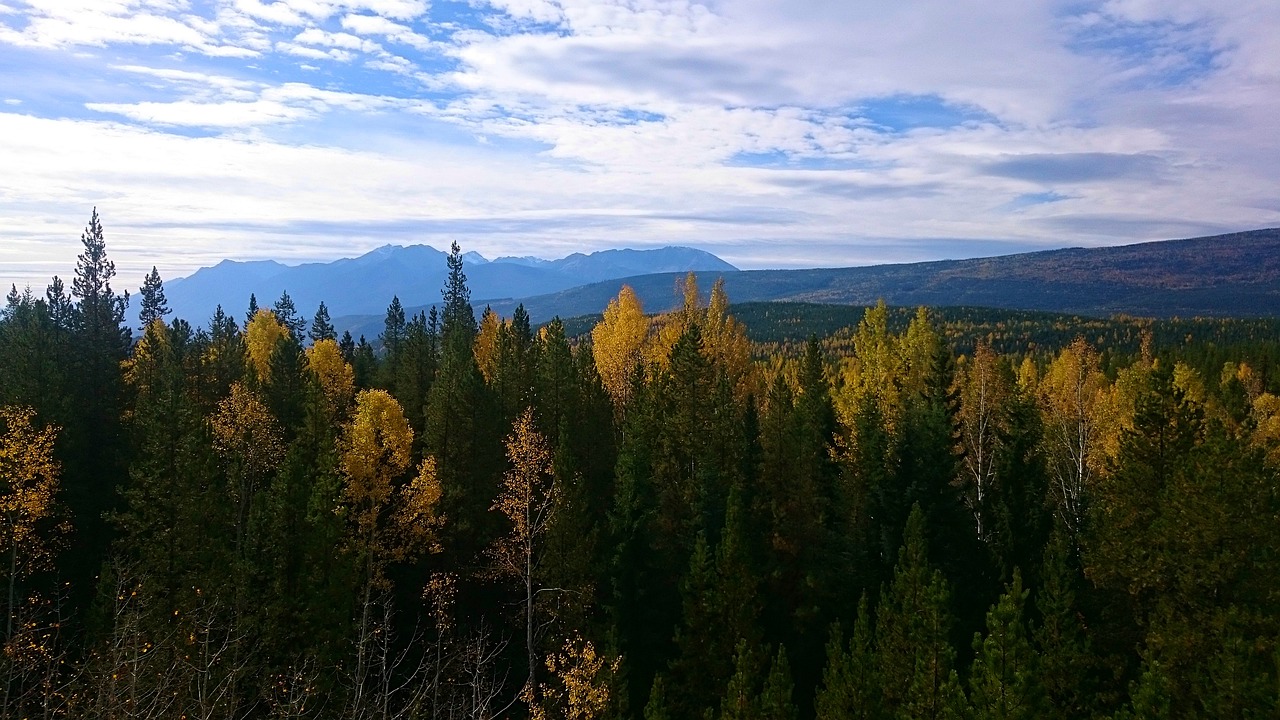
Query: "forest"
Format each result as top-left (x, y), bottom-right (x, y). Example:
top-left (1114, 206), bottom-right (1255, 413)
top-left (2, 210), bottom-right (1279, 719)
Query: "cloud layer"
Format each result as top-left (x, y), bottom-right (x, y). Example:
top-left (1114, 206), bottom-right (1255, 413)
top-left (1, 0), bottom-right (1277, 292)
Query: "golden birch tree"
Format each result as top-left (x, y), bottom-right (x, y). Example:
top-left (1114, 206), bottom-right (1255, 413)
top-left (955, 340), bottom-right (1010, 541)
top-left (1038, 338), bottom-right (1112, 536)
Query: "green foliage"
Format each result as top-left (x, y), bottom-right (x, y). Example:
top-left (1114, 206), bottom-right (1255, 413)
top-left (6, 230), bottom-right (1280, 719)
top-left (968, 570), bottom-right (1044, 720)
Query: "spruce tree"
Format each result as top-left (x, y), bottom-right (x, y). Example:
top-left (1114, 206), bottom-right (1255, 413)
top-left (380, 296), bottom-right (406, 359)
top-left (137, 266), bottom-right (170, 329)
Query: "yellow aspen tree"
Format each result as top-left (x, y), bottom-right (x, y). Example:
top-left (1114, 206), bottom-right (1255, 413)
top-left (647, 272), bottom-right (702, 368)
top-left (475, 307), bottom-right (503, 383)
top-left (955, 340), bottom-right (1010, 541)
top-left (702, 278), bottom-right (755, 401)
top-left (591, 286), bottom-right (649, 409)
top-left (244, 308), bottom-right (288, 382)
top-left (0, 407), bottom-right (63, 647)
top-left (1038, 338), bottom-right (1112, 535)
top-left (339, 389), bottom-right (414, 584)
top-left (392, 455), bottom-right (445, 557)
top-left (532, 634), bottom-right (621, 720)
top-left (210, 382), bottom-right (284, 553)
top-left (338, 389), bottom-right (414, 717)
top-left (489, 408), bottom-right (558, 700)
top-left (1016, 356), bottom-right (1039, 394)
top-left (305, 338), bottom-right (355, 416)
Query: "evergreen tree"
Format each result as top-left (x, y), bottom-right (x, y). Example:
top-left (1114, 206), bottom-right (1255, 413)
top-left (876, 505), bottom-right (965, 718)
top-left (352, 335), bottom-right (377, 388)
top-left (137, 266), bottom-right (170, 329)
top-left (814, 596), bottom-right (880, 720)
top-left (339, 330), bottom-right (356, 362)
top-left (758, 646), bottom-right (798, 720)
top-left (968, 570), bottom-right (1043, 720)
top-left (643, 675), bottom-right (673, 720)
top-left (719, 639), bottom-right (765, 720)
top-left (272, 291), bottom-right (305, 338)
top-left (66, 207), bottom-right (132, 606)
top-left (309, 301), bottom-right (336, 344)
top-left (380, 296), bottom-right (406, 360)
top-left (1034, 526), bottom-right (1096, 719)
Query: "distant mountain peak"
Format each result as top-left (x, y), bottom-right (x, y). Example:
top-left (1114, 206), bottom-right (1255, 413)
top-left (162, 243), bottom-right (736, 326)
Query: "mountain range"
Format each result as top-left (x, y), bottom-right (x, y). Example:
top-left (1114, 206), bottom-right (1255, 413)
top-left (165, 228), bottom-right (1280, 338)
top-left (466, 228), bottom-right (1280, 325)
top-left (163, 245), bottom-right (738, 324)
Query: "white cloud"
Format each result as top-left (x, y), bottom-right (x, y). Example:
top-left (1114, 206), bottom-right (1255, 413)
top-left (86, 81), bottom-right (408, 127)
top-left (340, 12), bottom-right (434, 50)
top-left (2, 0), bottom-right (1279, 289)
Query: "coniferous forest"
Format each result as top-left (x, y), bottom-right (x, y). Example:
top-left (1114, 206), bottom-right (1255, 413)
top-left (3, 211), bottom-right (1280, 719)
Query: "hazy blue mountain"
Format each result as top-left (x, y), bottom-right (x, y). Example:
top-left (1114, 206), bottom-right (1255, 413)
top-left (163, 244), bottom-right (737, 326)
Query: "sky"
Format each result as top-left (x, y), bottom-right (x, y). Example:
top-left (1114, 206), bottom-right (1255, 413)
top-left (2, 0), bottom-right (1279, 292)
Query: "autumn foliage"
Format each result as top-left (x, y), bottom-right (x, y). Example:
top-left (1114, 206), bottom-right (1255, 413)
top-left (2, 222), bottom-right (1278, 718)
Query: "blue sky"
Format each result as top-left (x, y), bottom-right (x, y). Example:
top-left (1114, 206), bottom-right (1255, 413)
top-left (1, 0), bottom-right (1278, 291)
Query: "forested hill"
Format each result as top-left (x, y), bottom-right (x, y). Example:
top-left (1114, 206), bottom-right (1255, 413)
top-left (474, 228), bottom-right (1280, 323)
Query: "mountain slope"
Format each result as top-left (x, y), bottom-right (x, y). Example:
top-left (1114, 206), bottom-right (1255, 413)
top-left (471, 228), bottom-right (1280, 324)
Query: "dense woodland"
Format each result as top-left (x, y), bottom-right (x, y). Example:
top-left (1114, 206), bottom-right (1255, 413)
top-left (2, 211), bottom-right (1280, 719)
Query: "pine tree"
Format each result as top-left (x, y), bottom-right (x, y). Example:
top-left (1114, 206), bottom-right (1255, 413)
top-left (643, 675), bottom-right (672, 720)
top-left (758, 646), bottom-right (798, 720)
top-left (815, 596), bottom-right (880, 720)
top-left (380, 296), bottom-right (406, 359)
top-left (137, 266), bottom-right (170, 329)
top-left (719, 639), bottom-right (765, 720)
top-left (309, 302), bottom-right (336, 344)
top-left (66, 207), bottom-right (132, 607)
top-left (968, 570), bottom-right (1043, 720)
top-left (1034, 526), bottom-right (1095, 719)
top-left (272, 291), bottom-right (306, 338)
top-left (441, 241), bottom-right (476, 343)
top-left (876, 505), bottom-right (965, 718)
